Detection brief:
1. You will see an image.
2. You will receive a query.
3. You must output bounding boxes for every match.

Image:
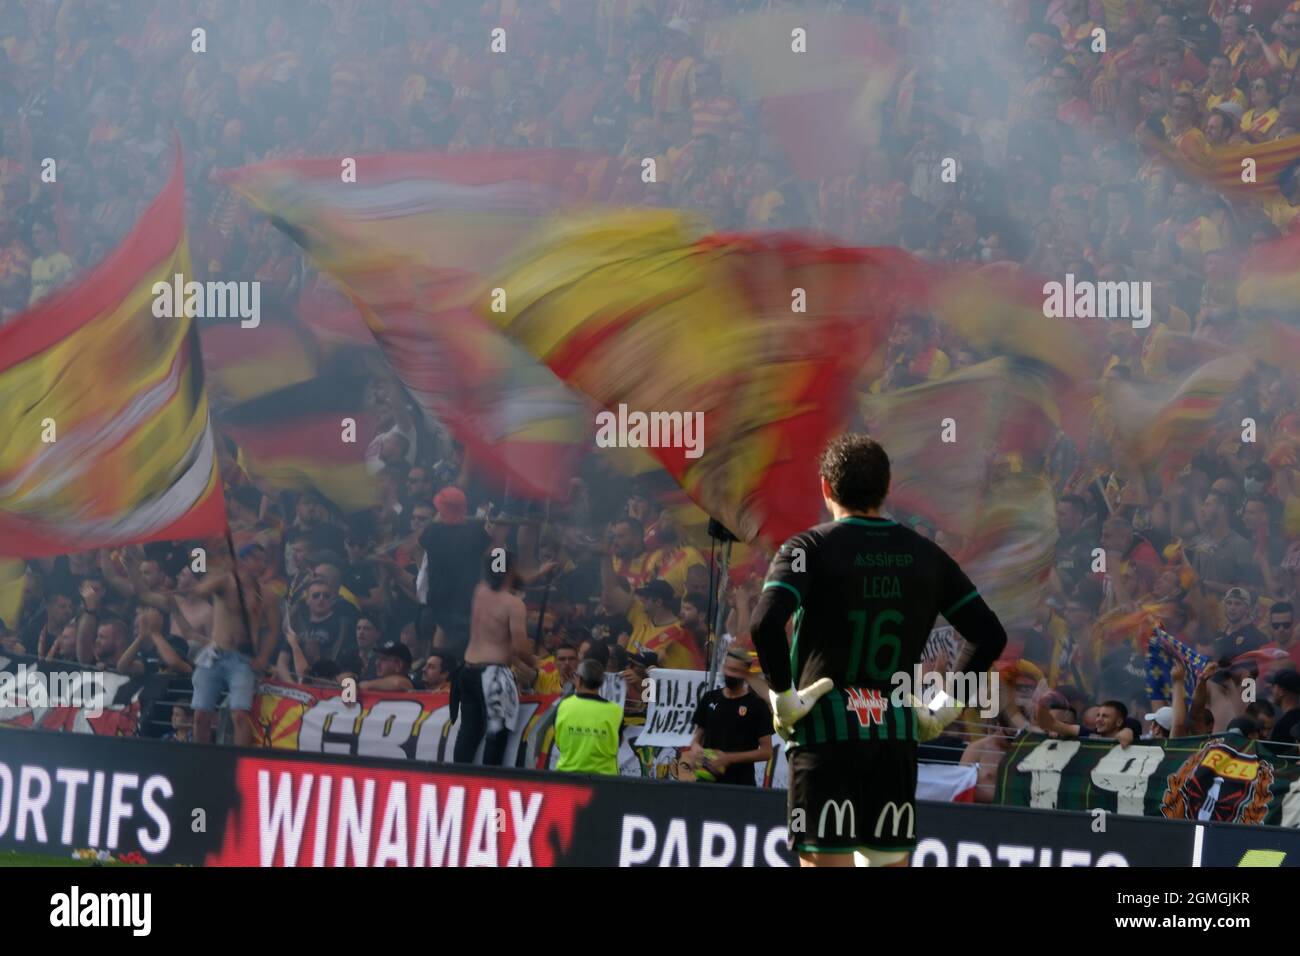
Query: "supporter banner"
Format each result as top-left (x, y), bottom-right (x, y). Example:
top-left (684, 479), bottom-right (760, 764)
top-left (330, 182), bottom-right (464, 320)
top-left (636, 668), bottom-right (721, 747)
top-left (0, 654), bottom-right (147, 736)
top-left (601, 670), bottom-right (626, 708)
top-left (921, 625), bottom-right (958, 663)
top-left (253, 679), bottom-right (557, 768)
top-left (0, 729), bottom-right (1268, 867)
top-left (997, 732), bottom-right (1300, 827)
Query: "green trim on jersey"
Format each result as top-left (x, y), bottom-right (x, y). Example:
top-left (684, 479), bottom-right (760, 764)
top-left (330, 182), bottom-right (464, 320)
top-left (763, 580), bottom-right (803, 608)
top-left (943, 588), bottom-right (980, 618)
top-left (797, 689), bottom-right (917, 745)
top-left (835, 516), bottom-right (897, 527)
top-left (794, 843), bottom-right (914, 854)
top-left (789, 606), bottom-right (804, 676)
top-left (790, 605), bottom-right (806, 745)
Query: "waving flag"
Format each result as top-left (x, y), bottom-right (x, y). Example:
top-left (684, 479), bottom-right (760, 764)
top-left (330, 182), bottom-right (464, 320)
top-left (957, 473), bottom-right (1058, 630)
top-left (480, 208), bottom-right (898, 543)
top-left (934, 262), bottom-right (1100, 380)
top-left (217, 360), bottom-right (380, 512)
top-left (0, 145), bottom-right (225, 556)
top-left (1238, 229), bottom-right (1300, 317)
top-left (202, 319), bottom-right (321, 408)
top-left (862, 358), bottom-right (1005, 537)
top-left (1151, 130), bottom-right (1300, 202)
top-left (1145, 626), bottom-right (1211, 705)
top-left (924, 263), bottom-right (1102, 449)
top-left (862, 357), bottom-right (1061, 538)
top-left (1102, 353), bottom-right (1252, 480)
top-left (223, 151), bottom-right (600, 500)
top-left (1141, 326), bottom-right (1229, 379)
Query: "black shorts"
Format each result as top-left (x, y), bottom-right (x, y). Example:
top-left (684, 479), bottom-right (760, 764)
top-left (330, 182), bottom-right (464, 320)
top-left (787, 741), bottom-right (918, 855)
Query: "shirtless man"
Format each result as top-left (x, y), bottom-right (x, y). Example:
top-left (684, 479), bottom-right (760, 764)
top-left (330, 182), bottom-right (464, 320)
top-left (113, 545), bottom-right (213, 650)
top-left (1189, 661), bottom-right (1250, 733)
top-left (169, 565), bottom-right (214, 649)
top-left (184, 545), bottom-right (279, 747)
top-left (452, 549), bottom-right (535, 766)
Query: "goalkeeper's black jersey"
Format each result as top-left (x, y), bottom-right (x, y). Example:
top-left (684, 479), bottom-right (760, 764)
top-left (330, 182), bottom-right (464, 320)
top-left (757, 515), bottom-right (1002, 746)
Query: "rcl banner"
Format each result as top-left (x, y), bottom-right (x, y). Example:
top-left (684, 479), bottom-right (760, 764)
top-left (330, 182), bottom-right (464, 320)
top-left (253, 680), bottom-right (558, 767)
top-left (998, 732), bottom-right (1300, 827)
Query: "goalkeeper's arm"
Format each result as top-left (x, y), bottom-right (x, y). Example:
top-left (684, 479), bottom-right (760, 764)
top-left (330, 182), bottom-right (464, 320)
top-left (912, 593), bottom-right (1008, 731)
top-left (943, 592), bottom-right (1009, 704)
top-left (750, 583), bottom-right (798, 692)
top-left (751, 584), bottom-right (834, 736)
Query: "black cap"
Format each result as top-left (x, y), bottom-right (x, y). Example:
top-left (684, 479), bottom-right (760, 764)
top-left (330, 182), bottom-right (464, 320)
top-left (1227, 715), bottom-right (1259, 737)
top-left (636, 579), bottom-right (676, 606)
top-left (628, 649), bottom-right (659, 668)
top-left (377, 641), bottom-right (412, 666)
top-left (1272, 668), bottom-right (1300, 695)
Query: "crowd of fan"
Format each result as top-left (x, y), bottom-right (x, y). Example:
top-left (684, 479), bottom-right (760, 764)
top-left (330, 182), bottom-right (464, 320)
top-left (4, 0), bottom-right (1300, 783)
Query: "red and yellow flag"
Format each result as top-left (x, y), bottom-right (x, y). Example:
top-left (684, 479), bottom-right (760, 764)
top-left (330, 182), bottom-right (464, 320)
top-left (1103, 353), bottom-right (1253, 481)
top-left (1238, 228), bottom-right (1300, 315)
top-left (0, 144), bottom-right (225, 556)
top-left (1151, 129), bottom-right (1300, 202)
top-left (862, 357), bottom-right (1058, 539)
top-left (202, 320), bottom-right (321, 408)
top-left (217, 361), bottom-right (381, 512)
top-left (223, 151), bottom-right (600, 500)
top-left (480, 209), bottom-right (898, 543)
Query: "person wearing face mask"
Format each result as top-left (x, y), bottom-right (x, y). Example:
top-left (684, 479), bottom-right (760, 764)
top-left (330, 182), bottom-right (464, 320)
top-left (683, 649), bottom-right (773, 786)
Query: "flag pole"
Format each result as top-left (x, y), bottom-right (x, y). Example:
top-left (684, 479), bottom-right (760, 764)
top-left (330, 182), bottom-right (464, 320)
top-left (709, 539), bottom-right (733, 684)
top-left (705, 518), bottom-right (739, 685)
top-left (1097, 474), bottom-right (1115, 515)
top-left (223, 524), bottom-right (256, 653)
top-left (534, 499), bottom-right (553, 648)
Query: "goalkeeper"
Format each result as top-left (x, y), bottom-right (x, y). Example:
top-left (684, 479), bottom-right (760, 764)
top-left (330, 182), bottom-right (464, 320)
top-left (750, 434), bottom-right (1007, 868)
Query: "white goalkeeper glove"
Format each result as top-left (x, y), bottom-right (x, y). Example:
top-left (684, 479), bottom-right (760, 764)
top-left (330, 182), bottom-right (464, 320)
top-left (910, 691), bottom-right (964, 742)
top-left (768, 678), bottom-right (835, 741)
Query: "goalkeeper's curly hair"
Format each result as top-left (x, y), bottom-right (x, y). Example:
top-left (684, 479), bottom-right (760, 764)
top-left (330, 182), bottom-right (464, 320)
top-left (817, 433), bottom-right (891, 513)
